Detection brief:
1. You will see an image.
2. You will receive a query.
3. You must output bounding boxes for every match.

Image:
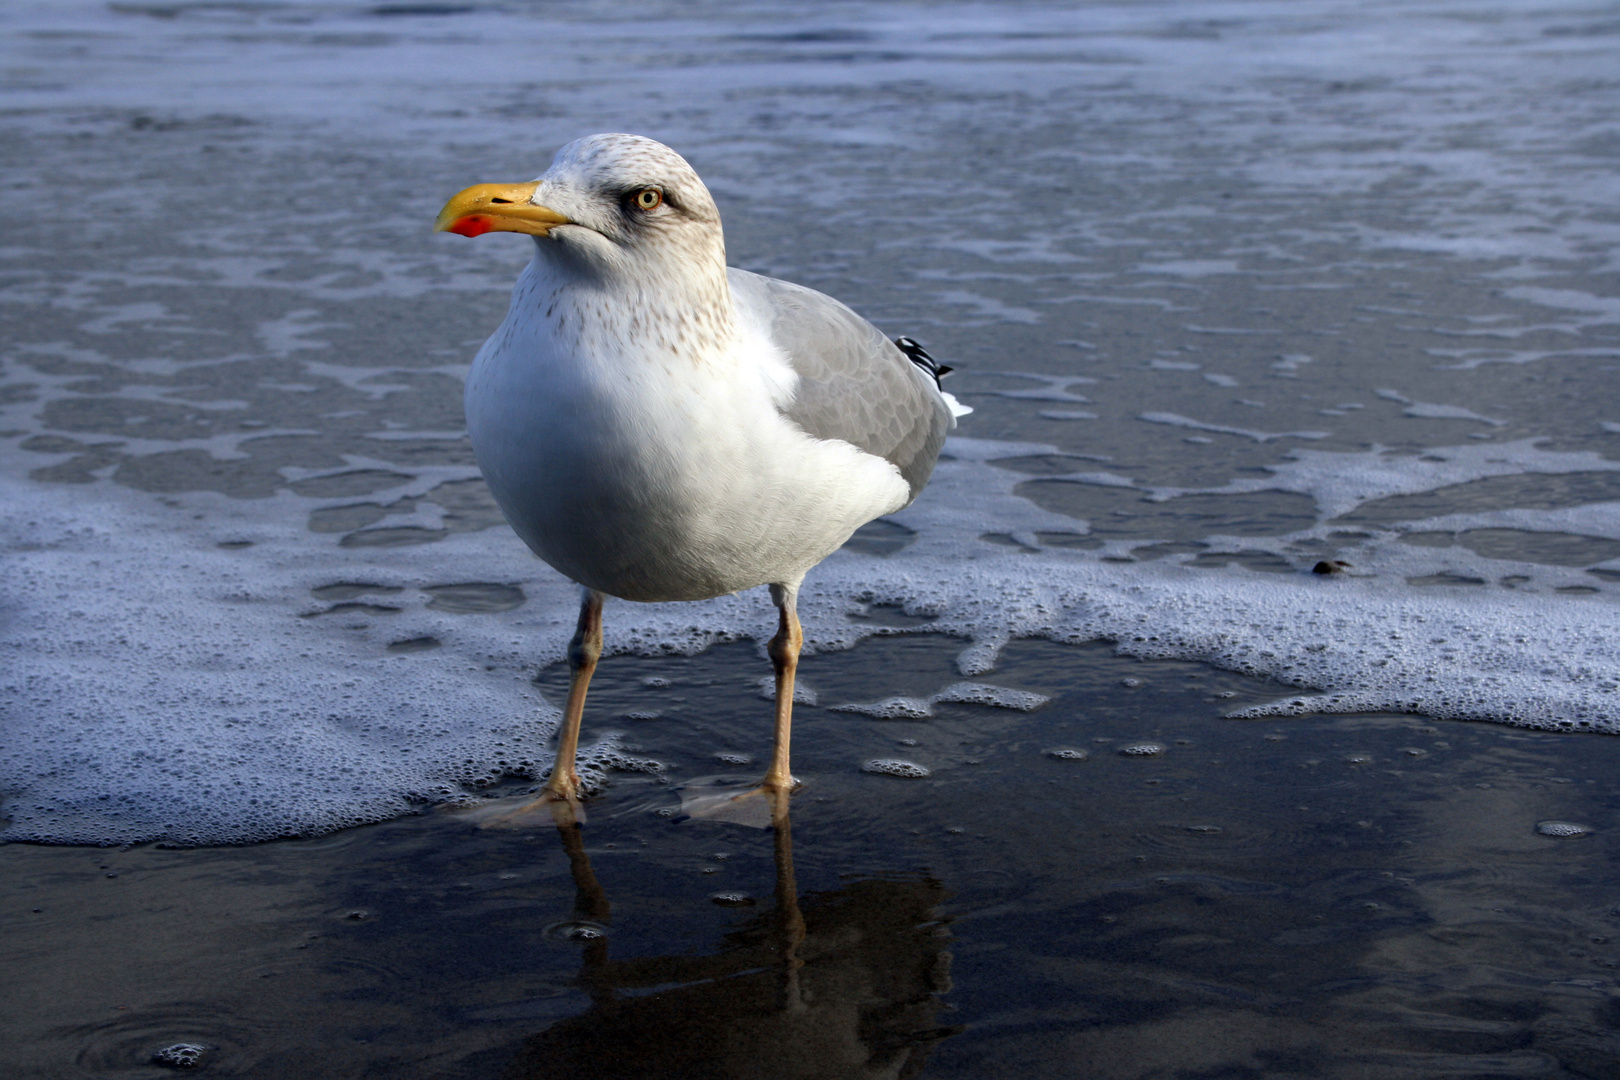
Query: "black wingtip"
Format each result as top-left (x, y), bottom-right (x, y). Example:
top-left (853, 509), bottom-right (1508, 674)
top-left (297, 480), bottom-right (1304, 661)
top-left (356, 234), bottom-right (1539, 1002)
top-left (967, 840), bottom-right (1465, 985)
top-left (894, 336), bottom-right (952, 388)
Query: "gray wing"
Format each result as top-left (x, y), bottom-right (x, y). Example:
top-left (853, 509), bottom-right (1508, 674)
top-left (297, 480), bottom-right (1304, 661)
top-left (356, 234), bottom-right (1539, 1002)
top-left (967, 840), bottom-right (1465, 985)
top-left (729, 267), bottom-right (953, 502)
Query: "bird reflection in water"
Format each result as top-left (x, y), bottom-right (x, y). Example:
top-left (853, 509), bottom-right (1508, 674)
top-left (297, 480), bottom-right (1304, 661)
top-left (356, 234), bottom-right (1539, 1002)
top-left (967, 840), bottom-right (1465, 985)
top-left (503, 795), bottom-right (959, 1080)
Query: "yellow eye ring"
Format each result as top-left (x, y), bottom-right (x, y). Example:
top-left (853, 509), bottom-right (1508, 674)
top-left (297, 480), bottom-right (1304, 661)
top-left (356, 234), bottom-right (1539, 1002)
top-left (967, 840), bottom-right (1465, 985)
top-left (634, 188), bottom-right (662, 210)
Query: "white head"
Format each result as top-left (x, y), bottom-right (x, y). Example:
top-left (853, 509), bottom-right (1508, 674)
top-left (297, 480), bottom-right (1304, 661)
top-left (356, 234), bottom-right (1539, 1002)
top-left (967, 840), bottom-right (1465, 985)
top-left (436, 133), bottom-right (727, 286)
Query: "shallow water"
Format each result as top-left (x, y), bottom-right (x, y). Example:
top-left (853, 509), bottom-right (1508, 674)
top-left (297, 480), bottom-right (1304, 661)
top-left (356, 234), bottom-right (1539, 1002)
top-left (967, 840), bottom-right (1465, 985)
top-left (3, 0), bottom-right (1620, 1076)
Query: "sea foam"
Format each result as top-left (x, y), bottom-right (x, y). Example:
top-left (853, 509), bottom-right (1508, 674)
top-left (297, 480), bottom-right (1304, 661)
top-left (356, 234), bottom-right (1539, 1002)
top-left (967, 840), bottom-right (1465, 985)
top-left (2, 435), bottom-right (1617, 845)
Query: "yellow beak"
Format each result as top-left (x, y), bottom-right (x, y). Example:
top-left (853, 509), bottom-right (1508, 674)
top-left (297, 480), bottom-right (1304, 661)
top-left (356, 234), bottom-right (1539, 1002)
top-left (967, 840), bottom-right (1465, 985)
top-left (433, 182), bottom-right (569, 237)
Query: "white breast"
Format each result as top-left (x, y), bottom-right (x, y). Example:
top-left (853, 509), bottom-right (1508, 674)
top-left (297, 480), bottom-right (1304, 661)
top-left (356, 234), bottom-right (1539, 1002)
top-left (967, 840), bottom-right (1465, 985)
top-left (465, 257), bottom-right (910, 603)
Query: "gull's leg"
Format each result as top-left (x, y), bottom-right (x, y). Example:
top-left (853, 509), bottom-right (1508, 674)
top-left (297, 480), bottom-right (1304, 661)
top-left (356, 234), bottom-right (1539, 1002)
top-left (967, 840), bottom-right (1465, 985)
top-left (763, 580), bottom-right (804, 794)
top-left (677, 583), bottom-right (803, 824)
top-left (543, 588), bottom-right (604, 805)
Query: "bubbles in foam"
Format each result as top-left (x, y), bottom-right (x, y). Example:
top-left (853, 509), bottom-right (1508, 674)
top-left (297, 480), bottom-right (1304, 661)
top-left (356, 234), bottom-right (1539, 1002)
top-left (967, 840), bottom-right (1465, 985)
top-left (833, 697), bottom-right (934, 720)
top-left (862, 760), bottom-right (931, 778)
top-left (932, 682), bottom-right (1049, 711)
top-left (832, 681), bottom-right (1048, 719)
top-left (1119, 744), bottom-right (1166, 757)
top-left (1536, 821), bottom-right (1593, 838)
top-left (152, 1044), bottom-right (209, 1070)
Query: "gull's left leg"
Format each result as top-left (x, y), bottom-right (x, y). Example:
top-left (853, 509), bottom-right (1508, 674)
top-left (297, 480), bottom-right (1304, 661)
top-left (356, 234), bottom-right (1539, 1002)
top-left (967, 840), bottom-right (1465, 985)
top-left (763, 580), bottom-right (804, 794)
top-left (678, 583), bottom-right (803, 824)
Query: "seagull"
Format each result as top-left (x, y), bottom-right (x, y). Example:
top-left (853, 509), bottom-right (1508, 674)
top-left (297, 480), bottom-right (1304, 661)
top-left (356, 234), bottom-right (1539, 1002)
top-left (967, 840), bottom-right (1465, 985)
top-left (435, 133), bottom-right (964, 815)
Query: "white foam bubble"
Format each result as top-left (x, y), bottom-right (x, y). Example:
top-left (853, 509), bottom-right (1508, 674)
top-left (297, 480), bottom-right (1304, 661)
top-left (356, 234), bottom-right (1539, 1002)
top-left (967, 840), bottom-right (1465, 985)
top-left (969, 372), bottom-right (1096, 403)
top-left (833, 697), bottom-right (935, 720)
top-left (1535, 821), bottom-right (1593, 838)
top-left (1149, 439), bottom-right (1620, 521)
top-left (931, 682), bottom-right (1049, 711)
top-left (861, 760), bottom-right (931, 778)
top-left (1375, 388), bottom-right (1504, 426)
top-left (831, 681), bottom-right (1048, 719)
top-left (1138, 412), bottom-right (1329, 443)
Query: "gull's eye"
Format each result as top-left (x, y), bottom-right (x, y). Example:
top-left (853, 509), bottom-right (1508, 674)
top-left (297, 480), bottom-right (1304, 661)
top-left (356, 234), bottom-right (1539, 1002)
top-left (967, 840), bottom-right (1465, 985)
top-left (633, 188), bottom-right (663, 211)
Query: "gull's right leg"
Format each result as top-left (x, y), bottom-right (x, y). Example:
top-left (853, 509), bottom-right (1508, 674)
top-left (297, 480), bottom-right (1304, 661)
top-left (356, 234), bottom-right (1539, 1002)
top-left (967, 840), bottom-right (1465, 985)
top-left (542, 588), bottom-right (604, 806)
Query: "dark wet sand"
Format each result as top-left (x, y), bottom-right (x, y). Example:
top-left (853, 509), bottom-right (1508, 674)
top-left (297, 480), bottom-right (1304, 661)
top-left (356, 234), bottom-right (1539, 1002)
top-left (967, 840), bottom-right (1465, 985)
top-left (6, 635), bottom-right (1620, 1078)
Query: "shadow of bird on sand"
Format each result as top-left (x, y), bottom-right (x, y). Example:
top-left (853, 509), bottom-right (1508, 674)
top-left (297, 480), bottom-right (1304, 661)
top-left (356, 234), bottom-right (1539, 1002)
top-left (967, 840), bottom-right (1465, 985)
top-left (501, 799), bottom-right (959, 1080)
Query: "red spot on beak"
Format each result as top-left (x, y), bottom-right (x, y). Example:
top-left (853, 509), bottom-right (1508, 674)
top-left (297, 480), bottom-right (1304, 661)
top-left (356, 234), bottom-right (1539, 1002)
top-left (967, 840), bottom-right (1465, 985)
top-left (448, 215), bottom-right (492, 238)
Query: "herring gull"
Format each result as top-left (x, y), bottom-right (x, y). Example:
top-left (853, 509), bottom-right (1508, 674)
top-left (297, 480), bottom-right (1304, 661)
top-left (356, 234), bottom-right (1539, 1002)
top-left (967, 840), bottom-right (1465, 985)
top-left (435, 133), bottom-right (966, 817)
